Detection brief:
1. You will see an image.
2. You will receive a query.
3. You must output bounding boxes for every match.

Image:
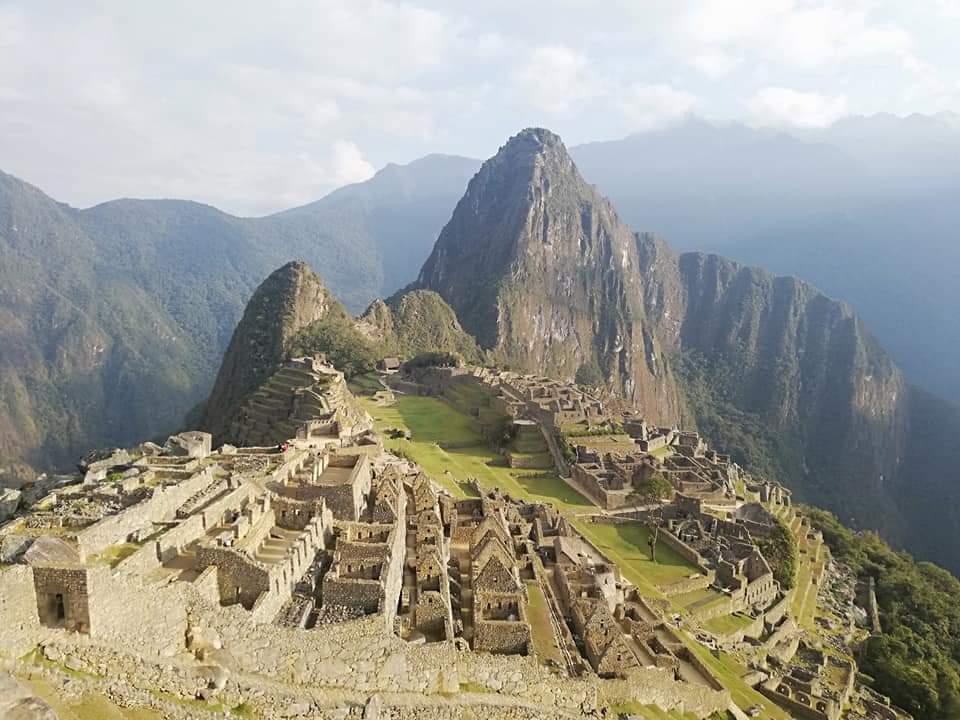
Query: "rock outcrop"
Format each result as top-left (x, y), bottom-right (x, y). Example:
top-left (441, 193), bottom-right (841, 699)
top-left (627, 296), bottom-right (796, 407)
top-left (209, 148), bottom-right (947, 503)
top-left (358, 290), bottom-right (481, 363)
top-left (414, 128), bottom-right (683, 421)
top-left (403, 127), bottom-right (931, 566)
top-left (202, 261), bottom-right (346, 443)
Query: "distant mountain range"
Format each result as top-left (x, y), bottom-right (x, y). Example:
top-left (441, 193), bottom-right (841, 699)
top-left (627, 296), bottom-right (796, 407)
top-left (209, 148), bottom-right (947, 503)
top-left (0, 155), bottom-right (475, 471)
top-left (2, 114), bottom-right (959, 573)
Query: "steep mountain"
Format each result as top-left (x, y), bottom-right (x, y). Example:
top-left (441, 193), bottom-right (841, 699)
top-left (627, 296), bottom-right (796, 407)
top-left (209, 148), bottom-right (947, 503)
top-left (570, 115), bottom-right (960, 405)
top-left (201, 261), bottom-right (346, 443)
top-left (358, 290), bottom-right (481, 362)
top-left (403, 127), bottom-right (960, 572)
top-left (414, 128), bottom-right (683, 422)
top-left (0, 155), bottom-right (474, 471)
top-left (0, 172), bottom-right (208, 471)
top-left (637, 234), bottom-right (908, 537)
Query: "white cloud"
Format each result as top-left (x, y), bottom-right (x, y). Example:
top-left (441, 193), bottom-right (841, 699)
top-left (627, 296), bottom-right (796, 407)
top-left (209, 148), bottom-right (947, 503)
top-left (515, 45), bottom-right (600, 114)
top-left (1, 0), bottom-right (959, 213)
top-left (330, 140), bottom-right (376, 186)
top-left (680, 0), bottom-right (917, 71)
top-left (689, 51), bottom-right (741, 78)
top-left (619, 84), bottom-right (697, 131)
top-left (748, 87), bottom-right (849, 128)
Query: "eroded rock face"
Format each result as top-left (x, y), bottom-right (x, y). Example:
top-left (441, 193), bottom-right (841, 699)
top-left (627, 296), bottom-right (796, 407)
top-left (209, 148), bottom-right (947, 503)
top-left (414, 128), bottom-right (682, 422)
top-left (408, 127), bottom-right (918, 562)
top-left (202, 261), bottom-right (345, 443)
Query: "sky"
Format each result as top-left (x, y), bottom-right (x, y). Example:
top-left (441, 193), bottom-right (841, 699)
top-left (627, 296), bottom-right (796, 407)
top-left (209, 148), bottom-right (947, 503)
top-left (1, 0), bottom-right (959, 215)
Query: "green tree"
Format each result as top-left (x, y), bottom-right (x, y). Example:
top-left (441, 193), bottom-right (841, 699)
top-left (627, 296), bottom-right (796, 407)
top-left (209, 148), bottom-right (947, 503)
top-left (575, 360), bottom-right (605, 388)
top-left (290, 315), bottom-right (380, 378)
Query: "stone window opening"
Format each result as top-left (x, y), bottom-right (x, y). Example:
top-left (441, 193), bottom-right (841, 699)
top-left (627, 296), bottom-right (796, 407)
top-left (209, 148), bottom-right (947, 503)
top-left (54, 593), bottom-right (65, 622)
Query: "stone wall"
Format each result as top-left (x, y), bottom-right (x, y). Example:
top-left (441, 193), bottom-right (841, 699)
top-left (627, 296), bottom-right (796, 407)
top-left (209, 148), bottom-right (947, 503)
top-left (322, 576), bottom-right (383, 613)
top-left (117, 515), bottom-right (208, 575)
top-left (85, 567), bottom-right (187, 657)
top-left (473, 619), bottom-right (531, 655)
top-left (0, 565), bottom-right (44, 657)
top-left (199, 484), bottom-right (254, 531)
top-left (32, 564), bottom-right (91, 633)
top-left (759, 684), bottom-right (837, 720)
top-left (196, 545), bottom-right (270, 610)
top-left (75, 467), bottom-right (215, 559)
top-left (596, 667), bottom-right (730, 717)
top-left (659, 571), bottom-right (716, 598)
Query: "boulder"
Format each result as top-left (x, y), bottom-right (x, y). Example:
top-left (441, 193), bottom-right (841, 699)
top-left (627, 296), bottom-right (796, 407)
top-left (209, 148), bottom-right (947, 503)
top-left (78, 448), bottom-right (131, 474)
top-left (23, 536), bottom-right (80, 565)
top-left (198, 664), bottom-right (230, 691)
top-left (0, 487), bottom-right (22, 521)
top-left (140, 441), bottom-right (163, 456)
top-left (164, 432), bottom-right (212, 458)
top-left (0, 534), bottom-right (32, 562)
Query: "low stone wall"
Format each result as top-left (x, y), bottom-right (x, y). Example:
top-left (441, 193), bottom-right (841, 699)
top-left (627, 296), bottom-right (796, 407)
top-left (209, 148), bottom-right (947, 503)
top-left (657, 528), bottom-right (708, 570)
top-left (660, 572), bottom-right (716, 598)
top-left (75, 467), bottom-right (215, 559)
top-left (597, 666), bottom-right (730, 717)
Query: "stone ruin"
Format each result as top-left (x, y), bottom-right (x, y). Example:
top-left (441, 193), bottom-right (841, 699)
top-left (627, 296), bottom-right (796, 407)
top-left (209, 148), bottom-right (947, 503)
top-left (0, 356), bottom-right (743, 719)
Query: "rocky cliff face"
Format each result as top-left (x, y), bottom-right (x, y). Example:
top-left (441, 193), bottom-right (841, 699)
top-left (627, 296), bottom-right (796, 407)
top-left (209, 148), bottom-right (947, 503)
top-left (415, 128), bottom-right (682, 422)
top-left (637, 233), bottom-right (909, 536)
top-left (201, 261), bottom-right (345, 442)
top-left (403, 128), bottom-right (941, 565)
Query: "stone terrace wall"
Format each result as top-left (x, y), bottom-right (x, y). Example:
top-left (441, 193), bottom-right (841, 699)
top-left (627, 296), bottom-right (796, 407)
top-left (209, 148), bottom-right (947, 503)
top-left (597, 667), bottom-right (730, 717)
top-left (75, 467), bottom-right (215, 559)
top-left (86, 567), bottom-right (187, 656)
top-left (0, 565), bottom-right (46, 657)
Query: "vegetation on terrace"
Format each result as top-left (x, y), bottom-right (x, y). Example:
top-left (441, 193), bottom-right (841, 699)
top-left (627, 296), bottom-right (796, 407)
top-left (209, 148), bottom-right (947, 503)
top-left (359, 392), bottom-right (592, 510)
top-left (569, 520), bottom-right (700, 597)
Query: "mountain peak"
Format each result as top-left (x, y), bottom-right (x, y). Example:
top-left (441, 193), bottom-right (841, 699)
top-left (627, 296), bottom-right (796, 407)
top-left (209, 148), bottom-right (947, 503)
top-left (202, 260), bottom-right (345, 442)
top-left (411, 127), bottom-right (682, 419)
top-left (502, 127), bottom-right (565, 153)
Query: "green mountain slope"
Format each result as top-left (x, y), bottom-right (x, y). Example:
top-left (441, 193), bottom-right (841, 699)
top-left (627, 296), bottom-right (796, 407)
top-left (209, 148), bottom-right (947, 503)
top-left (0, 155), bottom-right (475, 471)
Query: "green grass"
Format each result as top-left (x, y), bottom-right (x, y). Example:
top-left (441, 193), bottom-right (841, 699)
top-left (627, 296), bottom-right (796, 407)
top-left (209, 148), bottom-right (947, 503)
top-left (679, 638), bottom-right (791, 720)
top-left (88, 542), bottom-right (140, 567)
top-left (525, 581), bottom-right (563, 666)
top-left (362, 394), bottom-right (593, 510)
top-left (703, 613), bottom-right (755, 636)
top-left (571, 520), bottom-right (701, 597)
top-left (347, 373), bottom-right (385, 396)
top-left (673, 587), bottom-right (729, 615)
top-left (24, 677), bottom-right (164, 720)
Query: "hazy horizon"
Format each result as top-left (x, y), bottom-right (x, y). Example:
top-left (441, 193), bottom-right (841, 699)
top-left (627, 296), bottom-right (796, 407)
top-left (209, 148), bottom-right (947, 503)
top-left (2, 1), bottom-right (960, 215)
